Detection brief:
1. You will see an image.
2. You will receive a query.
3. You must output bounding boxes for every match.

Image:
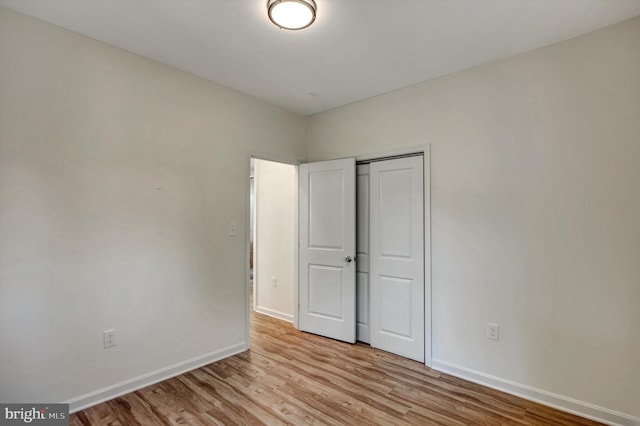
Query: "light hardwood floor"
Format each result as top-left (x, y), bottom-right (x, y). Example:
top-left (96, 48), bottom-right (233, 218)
top-left (70, 308), bottom-right (602, 425)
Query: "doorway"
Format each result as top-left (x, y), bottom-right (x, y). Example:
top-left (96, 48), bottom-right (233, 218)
top-left (249, 158), bottom-right (297, 323)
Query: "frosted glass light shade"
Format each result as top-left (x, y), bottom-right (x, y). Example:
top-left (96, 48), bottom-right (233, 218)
top-left (268, 0), bottom-right (317, 30)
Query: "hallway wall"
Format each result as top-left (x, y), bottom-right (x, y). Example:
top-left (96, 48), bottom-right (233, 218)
top-left (254, 159), bottom-right (296, 322)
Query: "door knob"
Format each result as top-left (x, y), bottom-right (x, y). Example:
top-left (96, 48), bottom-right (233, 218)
top-left (345, 256), bottom-right (354, 263)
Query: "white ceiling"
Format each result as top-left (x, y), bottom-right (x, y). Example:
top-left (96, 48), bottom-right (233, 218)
top-left (2, 0), bottom-right (640, 116)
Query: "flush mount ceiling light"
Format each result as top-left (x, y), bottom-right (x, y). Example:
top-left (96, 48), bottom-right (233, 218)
top-left (268, 0), bottom-right (317, 30)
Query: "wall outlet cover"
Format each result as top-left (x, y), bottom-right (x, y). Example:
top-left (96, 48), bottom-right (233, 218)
top-left (487, 323), bottom-right (499, 341)
top-left (104, 329), bottom-right (116, 348)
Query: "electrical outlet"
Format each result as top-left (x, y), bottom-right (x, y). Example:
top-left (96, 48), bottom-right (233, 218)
top-left (103, 329), bottom-right (116, 348)
top-left (229, 222), bottom-right (237, 237)
top-left (271, 277), bottom-right (277, 287)
top-left (487, 323), bottom-right (499, 341)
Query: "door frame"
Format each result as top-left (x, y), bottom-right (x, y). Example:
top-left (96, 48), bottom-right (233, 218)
top-left (354, 145), bottom-right (432, 367)
top-left (245, 152), bottom-right (301, 348)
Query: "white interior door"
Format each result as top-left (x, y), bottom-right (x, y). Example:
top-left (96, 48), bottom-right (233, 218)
top-left (356, 164), bottom-right (371, 343)
top-left (299, 158), bottom-right (356, 343)
top-left (370, 155), bottom-right (424, 361)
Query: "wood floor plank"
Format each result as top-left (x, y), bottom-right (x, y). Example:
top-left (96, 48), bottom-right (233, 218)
top-left (245, 346), bottom-right (409, 417)
top-left (70, 308), bottom-right (604, 425)
top-left (189, 367), bottom-right (287, 426)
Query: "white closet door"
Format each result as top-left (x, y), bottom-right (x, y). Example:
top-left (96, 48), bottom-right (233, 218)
top-left (299, 158), bottom-right (357, 343)
top-left (370, 156), bottom-right (424, 361)
top-left (356, 164), bottom-right (370, 343)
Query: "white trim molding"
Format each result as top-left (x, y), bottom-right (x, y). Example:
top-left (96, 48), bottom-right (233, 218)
top-left (66, 342), bottom-right (248, 413)
top-left (423, 145), bottom-right (432, 368)
top-left (431, 359), bottom-right (640, 426)
top-left (255, 306), bottom-right (294, 323)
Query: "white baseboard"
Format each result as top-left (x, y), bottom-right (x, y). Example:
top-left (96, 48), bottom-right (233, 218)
top-left (66, 342), bottom-right (248, 413)
top-left (255, 305), bottom-right (293, 323)
top-left (431, 359), bottom-right (640, 426)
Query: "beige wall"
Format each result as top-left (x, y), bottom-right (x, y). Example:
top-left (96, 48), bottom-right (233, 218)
top-left (2, 3), bottom-right (639, 421)
top-left (0, 6), bottom-right (305, 407)
top-left (308, 16), bottom-right (640, 419)
top-left (254, 159), bottom-right (296, 322)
